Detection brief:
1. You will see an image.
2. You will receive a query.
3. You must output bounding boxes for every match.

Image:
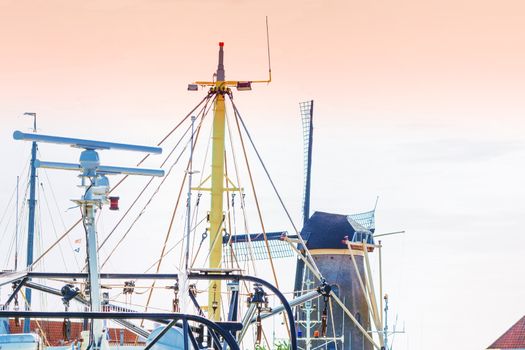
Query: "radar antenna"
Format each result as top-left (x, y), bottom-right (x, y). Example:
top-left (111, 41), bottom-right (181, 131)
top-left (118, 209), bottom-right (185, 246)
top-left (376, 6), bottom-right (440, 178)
top-left (13, 130), bottom-right (164, 350)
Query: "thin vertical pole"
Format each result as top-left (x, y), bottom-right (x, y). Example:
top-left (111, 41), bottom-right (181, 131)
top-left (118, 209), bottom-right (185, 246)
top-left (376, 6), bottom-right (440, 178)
top-left (15, 176), bottom-right (19, 271)
top-left (84, 203), bottom-right (103, 342)
top-left (383, 295), bottom-right (389, 350)
top-left (24, 115), bottom-right (38, 333)
top-left (379, 240), bottom-right (383, 327)
top-left (183, 319), bottom-right (189, 350)
top-left (185, 116), bottom-right (196, 272)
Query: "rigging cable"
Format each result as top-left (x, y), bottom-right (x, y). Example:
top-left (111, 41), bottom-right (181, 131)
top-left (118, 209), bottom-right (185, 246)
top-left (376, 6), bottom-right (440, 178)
top-left (40, 167), bottom-right (81, 269)
top-left (139, 96), bottom-right (212, 324)
top-left (100, 116), bottom-right (203, 269)
top-left (98, 96), bottom-right (211, 254)
top-left (28, 94), bottom-right (213, 269)
top-left (224, 106), bottom-right (259, 274)
top-left (230, 99), bottom-right (280, 286)
top-left (229, 96), bottom-right (322, 277)
top-left (229, 96), bottom-right (290, 338)
top-left (86, 94), bottom-right (215, 272)
top-left (39, 182), bottom-right (69, 269)
top-left (95, 121), bottom-right (194, 262)
top-left (189, 120), bottom-right (214, 266)
top-left (0, 181), bottom-right (18, 231)
top-left (110, 93), bottom-right (213, 193)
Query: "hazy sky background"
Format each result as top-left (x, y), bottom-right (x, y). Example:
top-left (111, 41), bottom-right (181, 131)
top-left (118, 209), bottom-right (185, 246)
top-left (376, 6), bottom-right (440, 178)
top-left (1, 1), bottom-right (525, 349)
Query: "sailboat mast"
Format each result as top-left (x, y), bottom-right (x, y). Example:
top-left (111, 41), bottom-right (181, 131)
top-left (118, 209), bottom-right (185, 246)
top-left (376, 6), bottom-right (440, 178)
top-left (24, 112), bottom-right (38, 333)
top-left (208, 42), bottom-right (227, 321)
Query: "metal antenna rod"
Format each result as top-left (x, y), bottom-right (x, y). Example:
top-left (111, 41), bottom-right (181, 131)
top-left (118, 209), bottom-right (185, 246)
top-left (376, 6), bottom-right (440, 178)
top-left (15, 176), bottom-right (19, 271)
top-left (184, 116), bottom-right (197, 271)
top-left (266, 16), bottom-right (272, 82)
top-left (383, 294), bottom-right (389, 350)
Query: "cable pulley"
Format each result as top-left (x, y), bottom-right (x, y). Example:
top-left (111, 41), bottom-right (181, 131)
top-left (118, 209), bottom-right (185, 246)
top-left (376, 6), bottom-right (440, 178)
top-left (168, 281), bottom-right (180, 312)
top-left (316, 280), bottom-right (332, 337)
top-left (248, 283), bottom-right (270, 345)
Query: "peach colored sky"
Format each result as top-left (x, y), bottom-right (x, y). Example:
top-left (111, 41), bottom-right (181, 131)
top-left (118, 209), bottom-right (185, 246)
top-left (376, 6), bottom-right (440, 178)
top-left (1, 1), bottom-right (525, 349)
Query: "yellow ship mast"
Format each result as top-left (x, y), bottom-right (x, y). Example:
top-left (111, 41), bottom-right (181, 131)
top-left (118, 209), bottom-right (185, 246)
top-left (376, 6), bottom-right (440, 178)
top-left (208, 42), bottom-right (227, 321)
top-left (192, 39), bottom-right (271, 320)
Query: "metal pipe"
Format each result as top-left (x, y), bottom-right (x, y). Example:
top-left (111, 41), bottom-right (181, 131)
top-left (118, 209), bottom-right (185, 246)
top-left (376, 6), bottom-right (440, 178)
top-left (23, 137), bottom-right (37, 333)
top-left (330, 293), bottom-right (381, 350)
top-left (83, 203), bottom-right (103, 345)
top-left (238, 303), bottom-right (256, 342)
top-left (24, 281), bottom-right (149, 339)
top-left (252, 290), bottom-right (319, 323)
top-left (34, 161), bottom-right (165, 177)
top-left (0, 271), bottom-right (32, 288)
top-left (7, 272), bottom-right (180, 280)
top-left (2, 278), bottom-right (27, 308)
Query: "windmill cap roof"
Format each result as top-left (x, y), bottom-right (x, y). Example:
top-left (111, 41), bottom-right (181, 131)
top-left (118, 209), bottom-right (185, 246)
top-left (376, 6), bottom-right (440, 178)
top-left (301, 211), bottom-right (374, 250)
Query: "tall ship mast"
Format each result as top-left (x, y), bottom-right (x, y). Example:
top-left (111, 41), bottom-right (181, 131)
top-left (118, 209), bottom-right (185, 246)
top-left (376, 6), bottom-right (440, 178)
top-left (0, 36), bottom-right (403, 350)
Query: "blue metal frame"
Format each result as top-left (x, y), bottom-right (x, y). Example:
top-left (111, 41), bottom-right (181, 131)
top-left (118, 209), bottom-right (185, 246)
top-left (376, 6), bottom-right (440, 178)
top-left (1, 271), bottom-right (298, 349)
top-left (0, 311), bottom-right (240, 350)
top-left (189, 272), bottom-right (298, 350)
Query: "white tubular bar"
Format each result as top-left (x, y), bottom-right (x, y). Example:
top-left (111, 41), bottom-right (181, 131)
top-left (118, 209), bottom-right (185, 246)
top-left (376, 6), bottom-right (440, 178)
top-left (35, 160), bottom-right (164, 177)
top-left (13, 130), bottom-right (162, 154)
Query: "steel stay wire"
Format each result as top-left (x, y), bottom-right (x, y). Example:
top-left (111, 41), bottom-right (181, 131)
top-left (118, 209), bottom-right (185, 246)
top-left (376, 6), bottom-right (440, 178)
top-left (97, 93), bottom-right (214, 255)
top-left (228, 95), bottom-right (291, 339)
top-left (224, 108), bottom-right (259, 274)
top-left (228, 96), bottom-right (321, 277)
top-left (139, 96), bottom-right (212, 329)
top-left (95, 121), bottom-right (194, 256)
top-left (28, 94), bottom-right (213, 269)
top-left (229, 96), bottom-right (363, 346)
top-left (100, 118), bottom-right (204, 269)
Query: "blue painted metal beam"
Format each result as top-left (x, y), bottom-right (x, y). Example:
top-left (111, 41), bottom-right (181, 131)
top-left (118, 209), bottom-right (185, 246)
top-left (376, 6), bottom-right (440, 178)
top-left (23, 140), bottom-right (37, 333)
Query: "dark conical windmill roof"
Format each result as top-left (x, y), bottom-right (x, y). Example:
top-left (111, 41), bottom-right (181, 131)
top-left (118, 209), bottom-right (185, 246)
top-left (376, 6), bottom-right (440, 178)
top-left (301, 211), bottom-right (373, 250)
top-left (488, 316), bottom-right (525, 349)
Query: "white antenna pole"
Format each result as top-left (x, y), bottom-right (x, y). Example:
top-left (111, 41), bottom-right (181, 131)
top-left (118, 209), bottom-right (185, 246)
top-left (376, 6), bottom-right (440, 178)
top-left (383, 294), bottom-right (389, 350)
top-left (185, 116), bottom-right (196, 272)
top-left (15, 176), bottom-right (19, 271)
